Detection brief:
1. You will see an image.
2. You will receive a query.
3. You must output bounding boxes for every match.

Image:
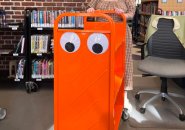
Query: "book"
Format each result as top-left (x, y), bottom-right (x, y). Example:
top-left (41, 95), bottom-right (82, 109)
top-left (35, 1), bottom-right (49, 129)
top-left (31, 35), bottom-right (50, 54)
top-left (21, 37), bottom-right (25, 54)
top-left (30, 10), bottom-right (84, 28)
top-left (32, 59), bottom-right (54, 79)
top-left (16, 58), bottom-right (26, 79)
top-left (15, 35), bottom-right (24, 53)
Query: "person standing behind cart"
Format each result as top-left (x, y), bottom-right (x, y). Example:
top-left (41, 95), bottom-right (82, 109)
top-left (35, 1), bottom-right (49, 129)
top-left (87, 0), bottom-right (136, 114)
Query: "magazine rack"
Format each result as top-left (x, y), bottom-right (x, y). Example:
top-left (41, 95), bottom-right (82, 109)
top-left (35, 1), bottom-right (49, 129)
top-left (54, 10), bottom-right (126, 130)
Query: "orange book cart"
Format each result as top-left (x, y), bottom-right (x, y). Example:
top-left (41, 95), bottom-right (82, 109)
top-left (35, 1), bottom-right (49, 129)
top-left (54, 11), bottom-right (126, 130)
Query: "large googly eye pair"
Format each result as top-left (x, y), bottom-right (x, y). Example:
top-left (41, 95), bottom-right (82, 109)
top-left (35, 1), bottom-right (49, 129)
top-left (60, 32), bottom-right (109, 54)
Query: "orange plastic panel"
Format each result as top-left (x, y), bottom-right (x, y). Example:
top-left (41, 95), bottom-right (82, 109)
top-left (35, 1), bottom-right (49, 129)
top-left (54, 11), bottom-right (126, 130)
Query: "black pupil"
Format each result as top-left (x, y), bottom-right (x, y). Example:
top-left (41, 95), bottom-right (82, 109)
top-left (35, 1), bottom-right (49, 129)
top-left (65, 42), bottom-right (75, 52)
top-left (92, 43), bottom-right (103, 54)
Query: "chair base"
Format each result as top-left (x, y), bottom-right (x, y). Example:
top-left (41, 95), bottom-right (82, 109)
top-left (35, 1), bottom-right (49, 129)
top-left (135, 90), bottom-right (185, 121)
top-left (0, 108), bottom-right (6, 120)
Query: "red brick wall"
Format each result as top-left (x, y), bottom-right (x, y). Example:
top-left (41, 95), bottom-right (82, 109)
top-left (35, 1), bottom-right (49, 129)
top-left (0, 0), bottom-right (90, 71)
top-left (0, 0), bottom-right (90, 23)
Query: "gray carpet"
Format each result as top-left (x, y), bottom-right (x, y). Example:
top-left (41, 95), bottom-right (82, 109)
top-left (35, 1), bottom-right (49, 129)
top-left (0, 84), bottom-right (53, 130)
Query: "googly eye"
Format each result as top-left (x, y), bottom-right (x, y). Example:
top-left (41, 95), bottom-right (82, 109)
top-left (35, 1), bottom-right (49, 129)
top-left (87, 33), bottom-right (109, 54)
top-left (60, 32), bottom-right (80, 53)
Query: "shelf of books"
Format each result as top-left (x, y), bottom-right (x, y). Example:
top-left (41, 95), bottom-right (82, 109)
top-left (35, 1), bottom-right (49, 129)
top-left (0, 22), bottom-right (27, 82)
top-left (30, 10), bottom-right (84, 29)
top-left (137, 0), bottom-right (158, 41)
top-left (28, 10), bottom-right (55, 83)
top-left (28, 9), bottom-right (85, 84)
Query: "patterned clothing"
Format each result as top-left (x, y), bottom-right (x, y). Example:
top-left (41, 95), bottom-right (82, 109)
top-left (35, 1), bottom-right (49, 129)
top-left (88, 0), bottom-right (136, 90)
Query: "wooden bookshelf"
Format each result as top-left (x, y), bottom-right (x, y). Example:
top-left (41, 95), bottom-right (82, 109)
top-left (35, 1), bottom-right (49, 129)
top-left (135, 0), bottom-right (185, 42)
top-left (136, 0), bottom-right (159, 41)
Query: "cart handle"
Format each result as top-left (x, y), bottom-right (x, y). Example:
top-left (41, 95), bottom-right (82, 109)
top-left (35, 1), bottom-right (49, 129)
top-left (54, 11), bottom-right (115, 29)
top-left (94, 10), bottom-right (126, 22)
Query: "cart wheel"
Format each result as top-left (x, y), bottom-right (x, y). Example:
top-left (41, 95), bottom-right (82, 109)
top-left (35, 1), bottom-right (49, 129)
top-left (140, 108), bottom-right (146, 114)
top-left (179, 114), bottom-right (185, 121)
top-left (25, 83), bottom-right (31, 93)
top-left (31, 82), bottom-right (38, 92)
top-left (121, 108), bottom-right (129, 121)
top-left (161, 97), bottom-right (166, 101)
top-left (135, 94), bottom-right (140, 100)
top-left (25, 82), bottom-right (38, 93)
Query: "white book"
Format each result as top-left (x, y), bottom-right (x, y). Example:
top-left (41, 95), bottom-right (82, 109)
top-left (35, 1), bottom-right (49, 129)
top-left (21, 37), bottom-right (25, 54)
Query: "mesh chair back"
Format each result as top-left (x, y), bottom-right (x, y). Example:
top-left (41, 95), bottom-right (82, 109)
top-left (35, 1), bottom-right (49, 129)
top-left (147, 18), bottom-right (185, 59)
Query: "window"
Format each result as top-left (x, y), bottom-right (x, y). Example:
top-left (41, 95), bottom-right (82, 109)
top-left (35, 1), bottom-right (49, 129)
top-left (162, 0), bottom-right (167, 3)
top-left (177, 0), bottom-right (183, 3)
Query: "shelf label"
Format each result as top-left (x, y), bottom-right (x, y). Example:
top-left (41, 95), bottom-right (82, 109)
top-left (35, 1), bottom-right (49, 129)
top-left (12, 27), bottom-right (18, 30)
top-left (14, 78), bottom-right (20, 82)
top-left (37, 53), bottom-right (42, 56)
top-left (8, 25), bottom-right (19, 30)
top-left (13, 53), bottom-right (19, 56)
top-left (36, 79), bottom-right (42, 81)
top-left (37, 28), bottom-right (43, 30)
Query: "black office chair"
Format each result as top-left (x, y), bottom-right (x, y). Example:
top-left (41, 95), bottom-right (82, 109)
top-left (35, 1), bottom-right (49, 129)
top-left (135, 18), bottom-right (185, 121)
top-left (0, 108), bottom-right (6, 120)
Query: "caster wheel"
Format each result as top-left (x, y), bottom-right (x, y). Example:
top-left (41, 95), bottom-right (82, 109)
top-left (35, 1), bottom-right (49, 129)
top-left (121, 108), bottom-right (129, 121)
top-left (179, 114), bottom-right (185, 121)
top-left (32, 87), bottom-right (37, 92)
top-left (161, 97), bottom-right (166, 101)
top-left (140, 108), bottom-right (146, 114)
top-left (135, 94), bottom-right (140, 100)
top-left (25, 83), bottom-right (31, 93)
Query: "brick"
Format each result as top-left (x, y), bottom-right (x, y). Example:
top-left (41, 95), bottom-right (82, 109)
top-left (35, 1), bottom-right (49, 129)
top-left (12, 15), bottom-right (24, 19)
top-left (53, 7), bottom-right (64, 10)
top-left (11, 0), bottom-right (24, 1)
top-left (0, 32), bottom-right (5, 35)
top-left (14, 11), bottom-right (22, 15)
top-left (1, 2), bottom-right (13, 5)
top-left (43, 2), bottom-right (56, 6)
top-left (22, 2), bottom-right (34, 6)
top-left (36, 2), bottom-right (42, 6)
top-left (56, 3), bottom-right (63, 6)
top-left (4, 40), bottom-right (12, 44)
top-left (4, 32), bottom-right (11, 35)
top-left (4, 7), bottom-right (10, 10)
top-left (2, 36), bottom-right (14, 39)
top-left (46, 7), bottom-right (53, 10)
top-left (63, 3), bottom-right (76, 7)
top-left (53, 0), bottom-right (65, 2)
top-left (3, 61), bottom-right (9, 64)
top-left (12, 7), bottom-right (25, 10)
top-left (15, 2), bottom-right (21, 6)
top-left (74, 0), bottom-right (86, 2)
top-left (36, 7), bottom-right (47, 10)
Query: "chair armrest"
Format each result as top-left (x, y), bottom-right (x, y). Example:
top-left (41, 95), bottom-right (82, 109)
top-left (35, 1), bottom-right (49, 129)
top-left (135, 42), bottom-right (146, 47)
top-left (135, 42), bottom-right (146, 60)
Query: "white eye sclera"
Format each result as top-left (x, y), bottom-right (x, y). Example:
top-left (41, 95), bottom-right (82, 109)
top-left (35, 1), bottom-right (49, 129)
top-left (60, 32), bottom-right (80, 53)
top-left (87, 33), bottom-right (109, 54)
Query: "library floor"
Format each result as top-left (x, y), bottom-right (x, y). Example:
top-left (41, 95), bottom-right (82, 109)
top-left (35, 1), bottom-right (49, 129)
top-left (0, 44), bottom-right (185, 130)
